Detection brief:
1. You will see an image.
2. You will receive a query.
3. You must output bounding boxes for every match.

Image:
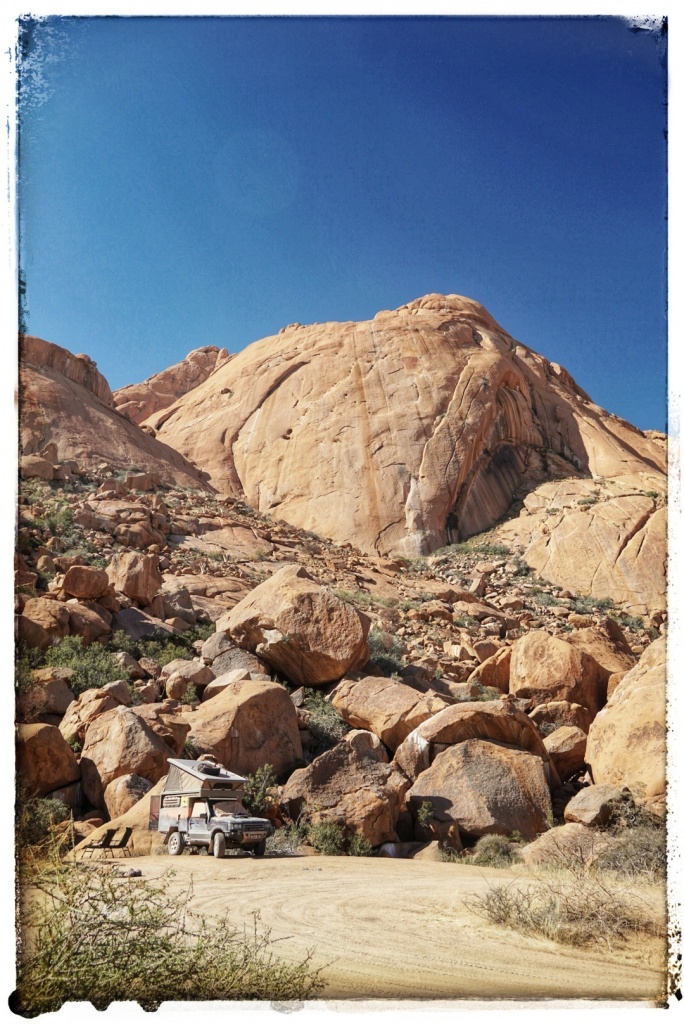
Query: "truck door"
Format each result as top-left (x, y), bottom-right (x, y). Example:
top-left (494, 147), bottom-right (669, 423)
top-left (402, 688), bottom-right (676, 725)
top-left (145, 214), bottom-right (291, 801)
top-left (187, 801), bottom-right (211, 843)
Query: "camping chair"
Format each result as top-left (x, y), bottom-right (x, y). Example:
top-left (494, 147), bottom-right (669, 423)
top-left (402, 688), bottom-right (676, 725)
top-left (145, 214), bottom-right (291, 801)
top-left (81, 828), bottom-right (117, 858)
top-left (109, 827), bottom-right (134, 857)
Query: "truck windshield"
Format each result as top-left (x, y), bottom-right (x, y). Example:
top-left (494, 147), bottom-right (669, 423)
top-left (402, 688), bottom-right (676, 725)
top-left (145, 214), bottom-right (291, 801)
top-left (211, 801), bottom-right (239, 817)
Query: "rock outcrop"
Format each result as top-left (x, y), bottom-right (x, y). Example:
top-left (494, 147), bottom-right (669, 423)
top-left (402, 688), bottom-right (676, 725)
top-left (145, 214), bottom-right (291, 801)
top-left (16, 723), bottom-right (81, 798)
top-left (585, 637), bottom-right (666, 810)
top-left (143, 294), bottom-right (665, 615)
top-left (113, 345), bottom-right (230, 424)
top-left (20, 336), bottom-right (207, 487)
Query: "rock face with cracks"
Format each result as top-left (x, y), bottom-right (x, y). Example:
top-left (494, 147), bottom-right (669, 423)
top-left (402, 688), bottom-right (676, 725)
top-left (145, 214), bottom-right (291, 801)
top-left (220, 565), bottom-right (371, 686)
top-left (145, 294), bottom-right (665, 611)
top-left (330, 676), bottom-right (449, 752)
top-left (113, 345), bottom-right (230, 424)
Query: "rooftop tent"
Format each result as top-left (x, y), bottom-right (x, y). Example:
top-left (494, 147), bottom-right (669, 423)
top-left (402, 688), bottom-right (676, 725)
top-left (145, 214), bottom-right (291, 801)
top-left (164, 759), bottom-right (247, 794)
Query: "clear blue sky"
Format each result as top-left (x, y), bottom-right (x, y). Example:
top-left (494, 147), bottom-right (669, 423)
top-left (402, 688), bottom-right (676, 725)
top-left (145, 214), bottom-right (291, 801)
top-left (18, 15), bottom-right (667, 430)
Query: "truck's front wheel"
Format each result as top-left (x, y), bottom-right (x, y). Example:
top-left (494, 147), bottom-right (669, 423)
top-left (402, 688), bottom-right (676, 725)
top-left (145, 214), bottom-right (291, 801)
top-left (252, 839), bottom-right (267, 858)
top-left (167, 832), bottom-right (185, 856)
top-left (213, 832), bottom-right (226, 859)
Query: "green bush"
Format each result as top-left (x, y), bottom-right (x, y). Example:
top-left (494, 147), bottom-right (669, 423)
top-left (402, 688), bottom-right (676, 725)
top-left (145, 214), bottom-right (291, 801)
top-left (307, 821), bottom-right (346, 856)
top-left (16, 852), bottom-right (323, 1013)
top-left (367, 627), bottom-right (406, 675)
top-left (16, 794), bottom-right (70, 849)
top-left (44, 636), bottom-right (125, 695)
top-left (243, 765), bottom-right (279, 816)
top-left (302, 690), bottom-right (349, 758)
top-left (471, 835), bottom-right (521, 868)
top-left (347, 833), bottom-right (374, 857)
top-left (107, 624), bottom-right (214, 667)
top-left (416, 800), bottom-right (434, 827)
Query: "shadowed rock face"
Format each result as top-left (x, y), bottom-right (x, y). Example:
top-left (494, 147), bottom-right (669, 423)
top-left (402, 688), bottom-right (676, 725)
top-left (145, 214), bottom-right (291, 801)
top-left (19, 337), bottom-right (208, 488)
top-left (113, 345), bottom-right (231, 424)
top-left (144, 294), bottom-right (665, 561)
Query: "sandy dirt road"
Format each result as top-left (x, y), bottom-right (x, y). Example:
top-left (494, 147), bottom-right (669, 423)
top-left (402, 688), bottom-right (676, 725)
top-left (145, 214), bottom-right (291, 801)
top-left (125, 853), bottom-right (666, 1003)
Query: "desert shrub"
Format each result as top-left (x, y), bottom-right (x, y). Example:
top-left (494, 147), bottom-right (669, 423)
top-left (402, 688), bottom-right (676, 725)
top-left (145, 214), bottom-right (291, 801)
top-left (466, 873), bottom-right (662, 951)
top-left (452, 540), bottom-right (511, 557)
top-left (333, 589), bottom-right (397, 610)
top-left (307, 822), bottom-right (346, 856)
top-left (266, 818), bottom-right (309, 855)
top-left (453, 615), bottom-right (479, 629)
top-left (15, 851), bottom-right (323, 1015)
top-left (533, 591), bottom-right (560, 607)
top-left (243, 764), bottom-right (279, 816)
top-left (416, 800), bottom-right (434, 827)
top-left (470, 685), bottom-right (506, 703)
top-left (44, 636), bottom-right (125, 695)
top-left (347, 833), bottom-right (374, 857)
top-left (183, 736), bottom-right (200, 759)
top-left (616, 614), bottom-right (644, 632)
top-left (595, 826), bottom-right (666, 882)
top-left (471, 835), bottom-right (521, 868)
top-left (367, 627), bottom-right (406, 675)
top-left (302, 690), bottom-right (349, 758)
top-left (16, 794), bottom-right (70, 849)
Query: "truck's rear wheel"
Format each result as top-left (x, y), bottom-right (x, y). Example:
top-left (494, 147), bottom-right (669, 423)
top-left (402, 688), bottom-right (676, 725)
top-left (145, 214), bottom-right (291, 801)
top-left (252, 839), bottom-right (267, 858)
top-left (167, 832), bottom-right (185, 856)
top-left (213, 832), bottom-right (226, 859)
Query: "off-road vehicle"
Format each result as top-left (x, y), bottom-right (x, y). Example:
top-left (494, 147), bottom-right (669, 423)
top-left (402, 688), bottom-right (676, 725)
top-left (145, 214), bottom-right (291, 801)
top-left (149, 756), bottom-right (274, 858)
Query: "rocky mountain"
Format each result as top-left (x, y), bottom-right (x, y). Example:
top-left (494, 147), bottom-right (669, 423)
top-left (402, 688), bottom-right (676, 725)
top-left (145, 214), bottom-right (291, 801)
top-left (113, 345), bottom-right (231, 424)
top-left (137, 295), bottom-right (666, 613)
top-left (19, 336), bottom-right (208, 489)
top-left (15, 294), bottom-right (667, 874)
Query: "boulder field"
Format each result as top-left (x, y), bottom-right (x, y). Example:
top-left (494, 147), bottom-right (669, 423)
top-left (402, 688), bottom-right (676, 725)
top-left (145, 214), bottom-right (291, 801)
top-left (15, 293), bottom-right (668, 858)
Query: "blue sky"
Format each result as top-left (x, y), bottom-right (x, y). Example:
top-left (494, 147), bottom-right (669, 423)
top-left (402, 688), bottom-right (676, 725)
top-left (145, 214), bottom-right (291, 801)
top-left (18, 15), bottom-right (667, 430)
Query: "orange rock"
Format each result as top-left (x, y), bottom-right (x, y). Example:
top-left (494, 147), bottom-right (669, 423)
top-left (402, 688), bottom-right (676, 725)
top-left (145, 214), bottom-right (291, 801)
top-left (107, 552), bottom-right (163, 607)
top-left (509, 630), bottom-right (604, 715)
top-left (280, 740), bottom-right (409, 846)
top-left (219, 565), bottom-right (370, 686)
top-left (185, 679), bottom-right (302, 776)
top-left (407, 739), bottom-right (552, 841)
top-left (113, 345), bottom-right (230, 424)
top-left (62, 565), bottom-right (110, 600)
top-left (543, 726), bottom-right (587, 781)
top-left (330, 676), bottom-right (449, 752)
top-left (16, 723), bottom-right (81, 797)
top-left (145, 295), bottom-right (664, 568)
top-left (585, 637), bottom-right (665, 806)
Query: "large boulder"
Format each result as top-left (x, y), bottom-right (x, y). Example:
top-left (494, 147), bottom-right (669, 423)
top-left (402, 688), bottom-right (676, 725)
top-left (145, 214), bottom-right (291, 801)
top-left (467, 646), bottom-right (511, 692)
top-left (113, 345), bottom-right (230, 424)
top-left (110, 607), bottom-right (175, 641)
top-left (184, 679), bottom-right (302, 776)
top-left (520, 821), bottom-right (614, 868)
top-left (543, 726), bottom-right (587, 782)
top-left (17, 667), bottom-right (75, 721)
top-left (79, 706), bottom-right (177, 807)
top-left (59, 688), bottom-right (118, 745)
top-left (131, 704), bottom-right (190, 756)
top-left (565, 620), bottom-right (636, 686)
top-left (17, 597), bottom-right (70, 651)
top-left (62, 565), bottom-right (110, 601)
top-left (330, 676), bottom-right (449, 752)
top-left (65, 601), bottom-right (112, 644)
top-left (563, 784), bottom-right (634, 828)
top-left (394, 699), bottom-right (556, 786)
top-left (103, 773), bottom-right (153, 819)
top-left (585, 637), bottom-right (666, 809)
top-left (280, 740), bottom-right (409, 846)
top-left (508, 630), bottom-right (604, 716)
top-left (407, 739), bottom-right (552, 841)
top-left (218, 565), bottom-right (370, 686)
top-left (107, 552), bottom-right (163, 607)
top-left (16, 723), bottom-right (81, 797)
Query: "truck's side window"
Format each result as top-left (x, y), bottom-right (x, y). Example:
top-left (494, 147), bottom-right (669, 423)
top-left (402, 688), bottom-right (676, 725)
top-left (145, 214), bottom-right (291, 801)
top-left (192, 802), bottom-right (208, 817)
